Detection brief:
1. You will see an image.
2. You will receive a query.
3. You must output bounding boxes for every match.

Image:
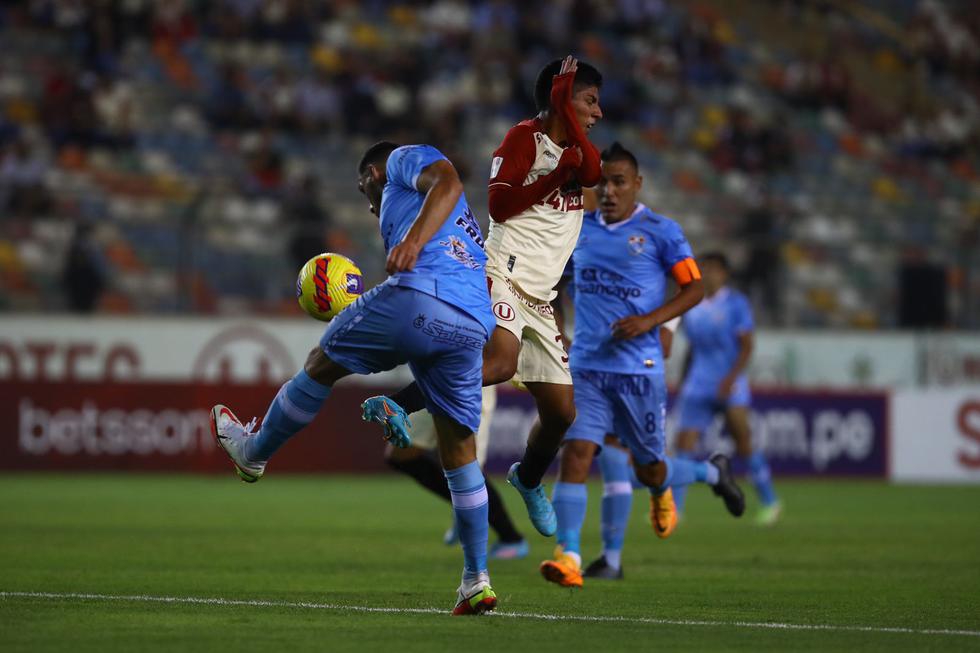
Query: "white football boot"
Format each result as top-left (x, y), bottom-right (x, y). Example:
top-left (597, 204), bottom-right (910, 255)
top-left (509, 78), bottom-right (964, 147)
top-left (452, 571), bottom-right (497, 616)
top-left (210, 405), bottom-right (265, 483)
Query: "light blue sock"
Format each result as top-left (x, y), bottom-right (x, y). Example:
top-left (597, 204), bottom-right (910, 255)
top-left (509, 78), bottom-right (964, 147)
top-left (598, 447), bottom-right (633, 567)
top-left (746, 452), bottom-right (778, 506)
top-left (671, 451), bottom-right (696, 512)
top-left (445, 460), bottom-right (489, 576)
top-left (552, 482), bottom-right (588, 556)
top-left (246, 370), bottom-right (331, 462)
top-left (656, 456), bottom-right (719, 495)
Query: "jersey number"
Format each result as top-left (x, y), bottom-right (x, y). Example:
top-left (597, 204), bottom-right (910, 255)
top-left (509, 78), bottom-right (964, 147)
top-left (540, 190), bottom-right (583, 213)
top-left (644, 412), bottom-right (657, 434)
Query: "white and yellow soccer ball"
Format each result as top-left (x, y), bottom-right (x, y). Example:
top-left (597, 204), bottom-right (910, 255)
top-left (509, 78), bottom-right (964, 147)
top-left (296, 253), bottom-right (364, 321)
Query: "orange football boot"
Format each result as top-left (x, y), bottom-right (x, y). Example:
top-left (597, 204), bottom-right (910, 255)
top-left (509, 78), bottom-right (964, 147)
top-left (539, 546), bottom-right (584, 588)
top-left (651, 488), bottom-right (678, 538)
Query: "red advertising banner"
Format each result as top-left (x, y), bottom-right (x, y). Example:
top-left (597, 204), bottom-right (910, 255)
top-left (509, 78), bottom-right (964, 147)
top-left (0, 381), bottom-right (390, 473)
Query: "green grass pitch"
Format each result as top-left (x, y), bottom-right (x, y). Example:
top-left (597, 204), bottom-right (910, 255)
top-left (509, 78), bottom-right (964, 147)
top-left (1, 474), bottom-right (978, 652)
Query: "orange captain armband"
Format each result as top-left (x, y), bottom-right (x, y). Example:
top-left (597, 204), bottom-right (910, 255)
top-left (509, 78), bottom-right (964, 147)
top-left (671, 258), bottom-right (701, 286)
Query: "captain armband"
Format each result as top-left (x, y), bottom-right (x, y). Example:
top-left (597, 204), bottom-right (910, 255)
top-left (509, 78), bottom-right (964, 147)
top-left (670, 258), bottom-right (702, 286)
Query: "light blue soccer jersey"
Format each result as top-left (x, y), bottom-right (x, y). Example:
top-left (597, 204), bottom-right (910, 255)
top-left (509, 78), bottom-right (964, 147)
top-left (380, 145), bottom-right (495, 336)
top-left (680, 287), bottom-right (755, 398)
top-left (568, 204), bottom-right (694, 375)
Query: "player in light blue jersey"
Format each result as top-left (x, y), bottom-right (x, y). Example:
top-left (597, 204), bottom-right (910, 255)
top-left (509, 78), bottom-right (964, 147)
top-left (673, 252), bottom-right (781, 526)
top-left (540, 143), bottom-right (745, 589)
top-left (209, 142), bottom-right (498, 615)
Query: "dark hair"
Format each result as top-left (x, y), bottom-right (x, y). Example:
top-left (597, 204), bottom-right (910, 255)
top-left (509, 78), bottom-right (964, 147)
top-left (533, 59), bottom-right (603, 112)
top-left (358, 141), bottom-right (399, 175)
top-left (699, 251), bottom-right (731, 272)
top-left (600, 141), bottom-right (638, 172)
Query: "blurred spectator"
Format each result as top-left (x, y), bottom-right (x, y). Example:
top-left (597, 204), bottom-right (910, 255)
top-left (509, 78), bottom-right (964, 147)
top-left (898, 246), bottom-right (948, 328)
top-left (739, 191), bottom-right (784, 323)
top-left (62, 222), bottom-right (106, 313)
top-left (0, 138), bottom-right (50, 216)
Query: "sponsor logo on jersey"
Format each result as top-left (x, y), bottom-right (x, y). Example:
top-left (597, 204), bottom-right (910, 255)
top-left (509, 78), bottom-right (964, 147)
top-left (578, 268), bottom-right (641, 300)
top-left (628, 235), bottom-right (646, 255)
top-left (493, 301), bottom-right (515, 321)
top-left (507, 254), bottom-right (516, 272)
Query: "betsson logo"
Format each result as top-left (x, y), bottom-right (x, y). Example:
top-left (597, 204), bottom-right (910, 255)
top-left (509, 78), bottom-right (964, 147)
top-left (19, 400), bottom-right (214, 456)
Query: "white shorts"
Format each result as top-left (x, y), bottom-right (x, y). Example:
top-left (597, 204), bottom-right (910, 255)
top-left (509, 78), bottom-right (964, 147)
top-left (487, 271), bottom-right (572, 385)
top-left (409, 384), bottom-right (497, 466)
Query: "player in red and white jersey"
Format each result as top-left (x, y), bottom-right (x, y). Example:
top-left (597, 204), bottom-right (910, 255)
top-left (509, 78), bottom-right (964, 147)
top-left (478, 55), bottom-right (603, 532)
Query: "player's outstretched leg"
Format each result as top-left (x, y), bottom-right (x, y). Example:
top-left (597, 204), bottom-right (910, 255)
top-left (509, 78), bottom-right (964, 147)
top-left (670, 450), bottom-right (697, 516)
top-left (637, 454), bottom-right (745, 538)
top-left (212, 365), bottom-right (333, 482)
top-left (585, 444), bottom-right (633, 580)
top-left (211, 405), bottom-right (264, 482)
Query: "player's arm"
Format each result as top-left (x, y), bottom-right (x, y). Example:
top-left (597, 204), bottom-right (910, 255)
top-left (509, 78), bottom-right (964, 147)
top-left (612, 259), bottom-right (703, 339)
top-left (488, 127), bottom-right (582, 222)
top-left (550, 56), bottom-right (601, 187)
top-left (719, 299), bottom-right (755, 398)
top-left (386, 160), bottom-right (463, 274)
top-left (718, 332), bottom-right (753, 399)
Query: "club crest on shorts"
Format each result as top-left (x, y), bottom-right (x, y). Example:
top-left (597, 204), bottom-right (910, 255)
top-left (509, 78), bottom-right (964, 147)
top-left (493, 301), bottom-right (515, 321)
top-left (628, 234), bottom-right (646, 255)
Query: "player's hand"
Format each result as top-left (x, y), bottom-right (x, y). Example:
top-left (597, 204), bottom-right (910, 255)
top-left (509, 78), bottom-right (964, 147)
top-left (558, 146), bottom-right (583, 170)
top-left (386, 238), bottom-right (421, 274)
top-left (612, 314), bottom-right (657, 340)
top-left (559, 54), bottom-right (578, 77)
top-left (717, 375), bottom-right (735, 400)
top-left (550, 55), bottom-right (577, 108)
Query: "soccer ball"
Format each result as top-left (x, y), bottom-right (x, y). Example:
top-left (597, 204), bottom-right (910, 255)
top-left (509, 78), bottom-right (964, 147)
top-left (296, 253), bottom-right (364, 321)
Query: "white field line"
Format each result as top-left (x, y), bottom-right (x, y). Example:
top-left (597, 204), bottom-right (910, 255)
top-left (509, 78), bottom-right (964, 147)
top-left (2, 590), bottom-right (979, 639)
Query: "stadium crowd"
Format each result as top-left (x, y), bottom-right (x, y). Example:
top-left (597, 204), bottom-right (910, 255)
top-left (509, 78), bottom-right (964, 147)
top-left (0, 0), bottom-right (977, 327)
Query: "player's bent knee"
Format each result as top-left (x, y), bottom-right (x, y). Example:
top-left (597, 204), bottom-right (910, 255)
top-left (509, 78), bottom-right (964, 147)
top-left (482, 355), bottom-right (517, 386)
top-left (634, 460), bottom-right (668, 488)
top-left (544, 400), bottom-right (576, 434)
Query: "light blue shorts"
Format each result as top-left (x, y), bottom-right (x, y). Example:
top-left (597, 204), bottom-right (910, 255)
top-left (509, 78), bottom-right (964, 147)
top-left (564, 369), bottom-right (667, 465)
top-left (676, 376), bottom-right (751, 433)
top-left (321, 282), bottom-right (488, 432)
